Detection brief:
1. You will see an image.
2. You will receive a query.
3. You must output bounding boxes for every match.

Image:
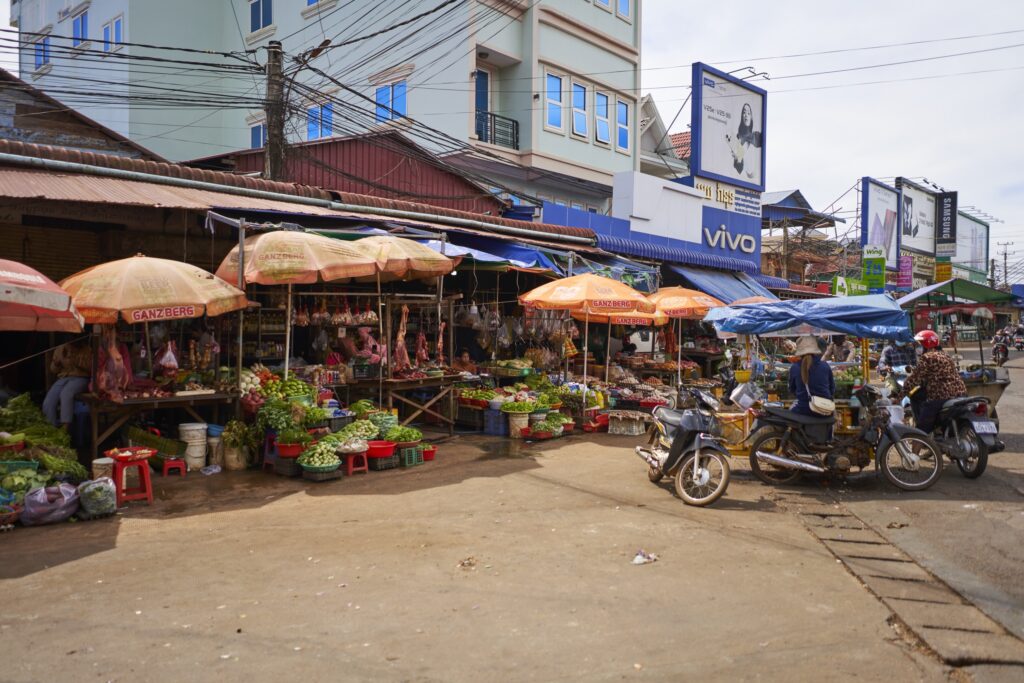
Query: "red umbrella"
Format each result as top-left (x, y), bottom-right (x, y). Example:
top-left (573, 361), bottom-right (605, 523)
top-left (0, 259), bottom-right (83, 333)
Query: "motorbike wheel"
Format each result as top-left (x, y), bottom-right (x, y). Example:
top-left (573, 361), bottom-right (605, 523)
top-left (674, 451), bottom-right (730, 506)
top-left (748, 430), bottom-right (802, 485)
top-left (878, 435), bottom-right (943, 491)
top-left (953, 426), bottom-right (988, 479)
top-left (648, 466), bottom-right (665, 483)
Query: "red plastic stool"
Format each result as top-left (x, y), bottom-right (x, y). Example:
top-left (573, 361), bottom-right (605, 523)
top-left (344, 451), bottom-right (368, 476)
top-left (162, 458), bottom-right (186, 477)
top-left (113, 459), bottom-right (153, 507)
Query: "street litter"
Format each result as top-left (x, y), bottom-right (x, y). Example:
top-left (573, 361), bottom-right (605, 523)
top-left (457, 556), bottom-right (477, 569)
top-left (632, 549), bottom-right (658, 565)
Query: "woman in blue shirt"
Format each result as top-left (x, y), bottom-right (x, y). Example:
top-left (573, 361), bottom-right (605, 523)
top-left (788, 336), bottom-right (835, 416)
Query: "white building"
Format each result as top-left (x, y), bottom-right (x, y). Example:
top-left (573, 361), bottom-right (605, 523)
top-left (11, 0), bottom-right (642, 210)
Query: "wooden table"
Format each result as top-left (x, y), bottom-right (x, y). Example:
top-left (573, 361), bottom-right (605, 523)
top-left (80, 392), bottom-right (237, 460)
top-left (382, 376), bottom-right (466, 435)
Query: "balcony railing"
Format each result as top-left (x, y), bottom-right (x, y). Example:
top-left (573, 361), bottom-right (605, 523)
top-left (475, 111), bottom-right (519, 150)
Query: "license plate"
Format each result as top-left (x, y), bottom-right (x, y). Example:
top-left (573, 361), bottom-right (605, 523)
top-left (972, 420), bottom-right (997, 434)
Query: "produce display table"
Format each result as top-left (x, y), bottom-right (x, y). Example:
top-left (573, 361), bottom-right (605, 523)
top-left (384, 375), bottom-right (465, 435)
top-left (677, 350), bottom-right (724, 380)
top-left (81, 392), bottom-right (237, 460)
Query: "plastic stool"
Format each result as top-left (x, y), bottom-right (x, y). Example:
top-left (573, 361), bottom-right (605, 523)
top-left (345, 451), bottom-right (368, 476)
top-left (113, 460), bottom-right (153, 507)
top-left (162, 459), bottom-right (186, 477)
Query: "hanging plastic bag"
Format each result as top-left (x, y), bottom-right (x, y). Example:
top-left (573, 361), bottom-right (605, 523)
top-left (77, 478), bottom-right (117, 516)
top-left (496, 321), bottom-right (512, 349)
top-left (21, 483), bottom-right (80, 525)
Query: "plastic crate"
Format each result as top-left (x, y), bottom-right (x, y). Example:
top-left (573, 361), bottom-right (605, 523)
top-left (400, 446), bottom-right (424, 468)
top-left (328, 415), bottom-right (354, 433)
top-left (483, 409), bottom-right (508, 436)
top-left (303, 468), bottom-right (343, 482)
top-left (352, 363), bottom-right (381, 380)
top-left (274, 457), bottom-right (301, 477)
top-left (368, 454), bottom-right (400, 471)
top-left (0, 460), bottom-right (38, 474)
top-left (608, 414), bottom-right (647, 436)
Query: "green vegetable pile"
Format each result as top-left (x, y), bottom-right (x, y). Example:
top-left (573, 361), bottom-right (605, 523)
top-left (545, 412), bottom-right (574, 425)
top-left (222, 420), bottom-right (260, 451)
top-left (384, 426), bottom-right (422, 443)
top-left (257, 401), bottom-right (297, 432)
top-left (337, 419), bottom-right (378, 440)
top-left (297, 441), bottom-right (340, 469)
top-left (460, 389), bottom-right (496, 401)
top-left (1, 469), bottom-right (51, 504)
top-left (33, 449), bottom-right (88, 481)
top-left (349, 400), bottom-right (376, 418)
top-left (78, 479), bottom-right (116, 515)
top-left (302, 406), bottom-right (329, 427)
top-left (0, 394), bottom-right (71, 448)
top-left (500, 401), bottom-right (538, 414)
top-left (276, 427), bottom-right (312, 446)
top-left (536, 391), bottom-right (562, 407)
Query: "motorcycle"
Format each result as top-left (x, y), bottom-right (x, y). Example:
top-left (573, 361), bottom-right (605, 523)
top-left (1014, 335), bottom-right (1024, 352)
top-left (908, 394), bottom-right (1004, 478)
top-left (993, 341), bottom-right (1009, 367)
top-left (748, 385), bottom-right (943, 491)
top-left (635, 387), bottom-right (731, 506)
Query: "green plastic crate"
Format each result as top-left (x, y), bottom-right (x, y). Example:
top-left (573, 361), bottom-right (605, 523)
top-left (399, 446), bottom-right (423, 468)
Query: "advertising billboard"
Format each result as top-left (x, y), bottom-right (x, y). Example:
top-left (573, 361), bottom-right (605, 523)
top-left (954, 211), bottom-right (989, 274)
top-left (690, 62), bottom-right (767, 192)
top-left (896, 179), bottom-right (936, 255)
top-left (860, 177), bottom-right (900, 270)
top-left (936, 191), bottom-right (958, 256)
top-left (863, 245), bottom-right (887, 292)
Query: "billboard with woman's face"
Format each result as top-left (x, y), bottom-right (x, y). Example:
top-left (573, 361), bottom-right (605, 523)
top-left (690, 62), bottom-right (767, 192)
top-left (861, 177), bottom-right (901, 270)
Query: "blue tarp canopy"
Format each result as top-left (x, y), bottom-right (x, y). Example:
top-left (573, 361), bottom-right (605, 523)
top-left (417, 240), bottom-right (532, 268)
top-left (442, 233), bottom-right (564, 274)
top-left (703, 294), bottom-right (913, 341)
top-left (671, 265), bottom-right (778, 304)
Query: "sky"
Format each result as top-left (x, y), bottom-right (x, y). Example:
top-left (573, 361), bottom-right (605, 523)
top-left (643, 0), bottom-right (1023, 270)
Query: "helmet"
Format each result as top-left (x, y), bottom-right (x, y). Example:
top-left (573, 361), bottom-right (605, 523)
top-left (915, 330), bottom-right (940, 350)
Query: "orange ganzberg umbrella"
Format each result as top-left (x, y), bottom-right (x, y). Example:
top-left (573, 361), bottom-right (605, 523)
top-left (215, 230), bottom-right (379, 285)
top-left (350, 235), bottom-right (457, 282)
top-left (519, 273), bottom-right (656, 314)
top-left (61, 254), bottom-right (247, 324)
top-left (648, 287), bottom-right (724, 319)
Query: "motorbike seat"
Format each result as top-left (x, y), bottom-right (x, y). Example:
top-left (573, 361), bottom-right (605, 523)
top-left (654, 407), bottom-right (685, 427)
top-left (941, 396), bottom-right (985, 411)
top-left (765, 405), bottom-right (836, 425)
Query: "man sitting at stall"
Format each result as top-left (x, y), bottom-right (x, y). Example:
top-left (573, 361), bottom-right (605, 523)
top-left (451, 348), bottom-right (478, 374)
top-left (42, 339), bottom-right (91, 429)
top-left (904, 330), bottom-right (967, 432)
top-left (878, 339), bottom-right (917, 375)
top-left (788, 336), bottom-right (835, 417)
top-left (821, 334), bottom-right (856, 362)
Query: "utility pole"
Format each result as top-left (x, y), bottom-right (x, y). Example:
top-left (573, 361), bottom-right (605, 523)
top-left (264, 40), bottom-right (286, 182)
top-left (990, 258), bottom-right (997, 288)
top-left (997, 242), bottom-right (1015, 289)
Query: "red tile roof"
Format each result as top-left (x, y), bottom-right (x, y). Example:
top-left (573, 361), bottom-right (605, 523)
top-left (669, 132), bottom-right (690, 159)
top-left (0, 139), bottom-right (594, 240)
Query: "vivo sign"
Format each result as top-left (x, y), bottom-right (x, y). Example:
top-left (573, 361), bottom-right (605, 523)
top-left (703, 223), bottom-right (756, 254)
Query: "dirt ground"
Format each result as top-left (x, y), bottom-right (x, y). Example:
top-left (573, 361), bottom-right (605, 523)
top-left (5, 354), bottom-right (1024, 681)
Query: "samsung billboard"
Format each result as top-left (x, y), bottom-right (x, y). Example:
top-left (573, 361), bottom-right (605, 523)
top-left (690, 62), bottom-right (767, 192)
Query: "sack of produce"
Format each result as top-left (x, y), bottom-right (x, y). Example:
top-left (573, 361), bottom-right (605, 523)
top-left (21, 482), bottom-right (79, 525)
top-left (77, 477), bottom-right (117, 516)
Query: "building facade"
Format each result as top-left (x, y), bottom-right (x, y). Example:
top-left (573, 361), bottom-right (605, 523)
top-left (11, 0), bottom-right (641, 210)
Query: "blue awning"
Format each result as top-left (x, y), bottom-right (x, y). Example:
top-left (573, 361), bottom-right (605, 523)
top-left (418, 240), bottom-right (530, 267)
top-left (752, 273), bottom-right (789, 290)
top-left (595, 234), bottom-right (758, 274)
top-left (671, 265), bottom-right (776, 304)
top-left (736, 273), bottom-right (777, 299)
top-left (445, 233), bottom-right (564, 274)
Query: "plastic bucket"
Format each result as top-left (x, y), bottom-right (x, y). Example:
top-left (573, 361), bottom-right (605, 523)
top-left (508, 413), bottom-right (529, 439)
top-left (223, 445), bottom-right (247, 471)
top-left (179, 423), bottom-right (208, 443)
top-left (207, 436), bottom-right (224, 467)
top-left (206, 424), bottom-right (225, 437)
top-left (92, 457), bottom-right (114, 481)
top-left (184, 441), bottom-right (207, 471)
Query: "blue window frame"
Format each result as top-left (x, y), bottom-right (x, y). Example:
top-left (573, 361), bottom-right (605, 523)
top-left (103, 24), bottom-right (110, 51)
top-left (250, 123), bottom-right (267, 149)
top-left (374, 81), bottom-right (407, 122)
top-left (114, 16), bottom-right (123, 45)
top-left (72, 11), bottom-right (88, 46)
top-left (307, 0), bottom-right (318, 4)
top-left (571, 83), bottom-right (587, 137)
top-left (249, 0), bottom-right (272, 32)
top-left (595, 92), bottom-right (610, 144)
top-left (307, 102), bottom-right (333, 139)
top-left (545, 74), bottom-right (563, 129)
top-left (34, 37), bottom-right (50, 69)
top-left (616, 100), bottom-right (629, 151)
top-left (617, 0), bottom-right (630, 18)
top-left (595, 0), bottom-right (610, 8)
top-left (102, 17), bottom-right (122, 52)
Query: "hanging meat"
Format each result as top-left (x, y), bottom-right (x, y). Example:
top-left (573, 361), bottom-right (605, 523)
top-left (415, 330), bottom-right (429, 366)
top-left (393, 305), bottom-right (411, 373)
top-left (436, 321), bottom-right (446, 366)
top-left (96, 326), bottom-right (130, 402)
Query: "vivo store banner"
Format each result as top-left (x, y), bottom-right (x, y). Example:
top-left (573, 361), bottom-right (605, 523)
top-left (896, 178), bottom-right (937, 255)
top-left (610, 172), bottom-right (761, 269)
top-left (690, 62), bottom-right (767, 192)
top-left (860, 177), bottom-right (900, 270)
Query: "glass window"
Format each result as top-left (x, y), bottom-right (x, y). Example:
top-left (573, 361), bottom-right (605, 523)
top-left (307, 0), bottom-right (318, 4)
top-left (102, 24), bottom-right (110, 51)
top-left (250, 0), bottom-right (272, 32)
top-left (307, 105), bottom-right (321, 140)
top-left (374, 81), bottom-right (407, 122)
top-left (307, 103), bottom-right (332, 139)
top-left (34, 37), bottom-right (50, 69)
top-left (114, 16), bottom-right (123, 44)
top-left (375, 86), bottom-right (390, 122)
top-left (616, 100), bottom-right (629, 150)
top-left (595, 0), bottom-right (610, 8)
top-left (595, 92), bottom-right (610, 144)
top-left (617, 0), bottom-right (630, 18)
top-left (103, 17), bottom-right (124, 52)
top-left (545, 74), bottom-right (563, 129)
top-left (72, 11), bottom-right (88, 46)
top-left (570, 201), bottom-right (584, 211)
top-left (571, 83), bottom-right (587, 137)
top-left (250, 124), bottom-right (266, 149)
top-left (392, 81), bottom-right (407, 117)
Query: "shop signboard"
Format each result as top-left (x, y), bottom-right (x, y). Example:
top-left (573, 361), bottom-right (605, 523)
top-left (832, 276), bottom-right (869, 296)
top-left (862, 245), bottom-right (886, 292)
top-left (935, 257), bottom-right (952, 282)
top-left (897, 254), bottom-right (914, 289)
top-left (860, 178), bottom-right (900, 270)
top-left (936, 191), bottom-right (958, 256)
top-left (690, 62), bottom-right (767, 192)
top-left (896, 179), bottom-right (937, 256)
top-left (953, 211), bottom-right (989, 273)
top-left (952, 264), bottom-right (988, 285)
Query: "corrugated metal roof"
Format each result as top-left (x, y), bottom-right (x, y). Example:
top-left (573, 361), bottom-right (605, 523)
top-left (0, 169), bottom-right (344, 215)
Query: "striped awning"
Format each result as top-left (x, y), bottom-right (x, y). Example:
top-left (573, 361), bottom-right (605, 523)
top-left (595, 234), bottom-right (758, 274)
top-left (752, 274), bottom-right (790, 289)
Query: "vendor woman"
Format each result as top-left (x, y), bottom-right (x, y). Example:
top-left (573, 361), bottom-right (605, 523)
top-left (43, 339), bottom-right (91, 429)
top-left (789, 336), bottom-right (835, 417)
top-left (822, 334), bottom-right (856, 362)
top-left (451, 348), bottom-right (478, 374)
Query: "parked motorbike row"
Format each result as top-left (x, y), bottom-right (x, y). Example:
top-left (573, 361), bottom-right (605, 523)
top-left (634, 376), bottom-right (1004, 508)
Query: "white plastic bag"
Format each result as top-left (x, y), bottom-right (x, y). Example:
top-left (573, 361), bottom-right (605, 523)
top-left (729, 382), bottom-right (759, 410)
top-left (21, 483), bottom-right (80, 525)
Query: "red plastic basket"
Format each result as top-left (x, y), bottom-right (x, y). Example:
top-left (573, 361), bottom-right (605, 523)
top-left (421, 446), bottom-right (437, 461)
top-left (366, 440), bottom-right (396, 458)
top-left (0, 441), bottom-right (25, 454)
top-left (276, 442), bottom-right (305, 458)
top-left (104, 446), bottom-right (157, 462)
